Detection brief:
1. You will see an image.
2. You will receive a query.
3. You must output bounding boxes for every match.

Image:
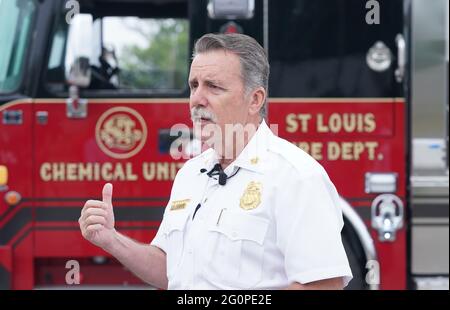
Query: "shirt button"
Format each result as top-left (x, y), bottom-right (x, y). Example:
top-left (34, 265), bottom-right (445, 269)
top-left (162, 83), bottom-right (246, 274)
top-left (187, 249), bottom-right (193, 255)
top-left (232, 231), bottom-right (238, 238)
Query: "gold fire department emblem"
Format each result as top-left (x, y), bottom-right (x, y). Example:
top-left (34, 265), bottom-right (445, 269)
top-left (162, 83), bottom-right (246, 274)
top-left (95, 107), bottom-right (147, 159)
top-left (240, 181), bottom-right (262, 210)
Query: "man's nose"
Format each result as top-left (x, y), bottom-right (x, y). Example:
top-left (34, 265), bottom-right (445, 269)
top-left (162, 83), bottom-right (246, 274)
top-left (190, 86), bottom-right (208, 108)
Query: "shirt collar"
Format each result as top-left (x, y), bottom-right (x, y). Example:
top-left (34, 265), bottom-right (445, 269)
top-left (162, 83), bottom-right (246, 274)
top-left (196, 148), bottom-right (216, 175)
top-left (232, 119), bottom-right (271, 174)
top-left (198, 120), bottom-right (272, 175)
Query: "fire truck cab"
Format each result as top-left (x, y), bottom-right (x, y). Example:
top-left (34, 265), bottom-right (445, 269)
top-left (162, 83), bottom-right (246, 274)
top-left (0, 0), bottom-right (448, 289)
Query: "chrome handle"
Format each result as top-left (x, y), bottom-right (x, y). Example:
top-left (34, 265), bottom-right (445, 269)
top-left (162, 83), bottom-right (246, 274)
top-left (395, 34), bottom-right (406, 83)
top-left (371, 194), bottom-right (404, 242)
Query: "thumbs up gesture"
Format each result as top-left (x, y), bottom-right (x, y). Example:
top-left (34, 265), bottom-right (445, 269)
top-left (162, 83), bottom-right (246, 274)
top-left (79, 183), bottom-right (116, 249)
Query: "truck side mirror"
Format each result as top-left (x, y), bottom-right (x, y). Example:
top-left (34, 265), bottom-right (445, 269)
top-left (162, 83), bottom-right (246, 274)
top-left (64, 13), bottom-right (93, 118)
top-left (64, 13), bottom-right (93, 88)
top-left (66, 56), bottom-right (90, 87)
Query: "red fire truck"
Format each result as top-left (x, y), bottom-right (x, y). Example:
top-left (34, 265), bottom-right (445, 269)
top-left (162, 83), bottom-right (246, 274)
top-left (0, 0), bottom-right (448, 289)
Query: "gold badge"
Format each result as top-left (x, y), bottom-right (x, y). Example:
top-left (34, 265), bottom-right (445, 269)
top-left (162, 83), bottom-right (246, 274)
top-left (170, 199), bottom-right (190, 211)
top-left (250, 157), bottom-right (259, 165)
top-left (240, 181), bottom-right (262, 210)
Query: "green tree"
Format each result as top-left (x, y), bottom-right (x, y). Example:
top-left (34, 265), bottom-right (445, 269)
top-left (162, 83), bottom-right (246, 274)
top-left (119, 19), bottom-right (189, 90)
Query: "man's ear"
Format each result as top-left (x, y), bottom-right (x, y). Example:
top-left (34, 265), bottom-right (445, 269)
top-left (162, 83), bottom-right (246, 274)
top-left (248, 87), bottom-right (266, 116)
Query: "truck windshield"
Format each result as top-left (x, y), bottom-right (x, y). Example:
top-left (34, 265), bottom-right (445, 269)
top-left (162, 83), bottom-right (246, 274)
top-left (0, 0), bottom-right (36, 93)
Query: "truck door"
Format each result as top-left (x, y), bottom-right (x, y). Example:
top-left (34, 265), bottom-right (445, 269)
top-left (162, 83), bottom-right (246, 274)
top-left (0, 0), bottom-right (38, 290)
top-left (33, 0), bottom-right (191, 287)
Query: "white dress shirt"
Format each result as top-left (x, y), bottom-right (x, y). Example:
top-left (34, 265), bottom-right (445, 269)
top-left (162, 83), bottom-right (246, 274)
top-left (151, 120), bottom-right (352, 289)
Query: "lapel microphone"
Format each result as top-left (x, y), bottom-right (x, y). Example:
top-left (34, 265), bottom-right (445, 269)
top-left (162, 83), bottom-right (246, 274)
top-left (200, 163), bottom-right (240, 186)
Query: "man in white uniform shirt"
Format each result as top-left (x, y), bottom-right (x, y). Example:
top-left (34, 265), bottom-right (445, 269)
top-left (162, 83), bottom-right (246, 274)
top-left (79, 33), bottom-right (352, 290)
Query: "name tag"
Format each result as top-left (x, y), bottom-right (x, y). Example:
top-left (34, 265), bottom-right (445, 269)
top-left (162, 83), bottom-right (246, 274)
top-left (170, 199), bottom-right (190, 211)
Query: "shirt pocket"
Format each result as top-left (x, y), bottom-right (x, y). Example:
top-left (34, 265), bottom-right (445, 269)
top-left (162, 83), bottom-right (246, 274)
top-left (163, 211), bottom-right (189, 279)
top-left (203, 209), bottom-right (269, 289)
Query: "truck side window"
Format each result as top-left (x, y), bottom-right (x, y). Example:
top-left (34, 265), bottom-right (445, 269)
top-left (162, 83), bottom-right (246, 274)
top-left (268, 0), bottom-right (402, 98)
top-left (101, 17), bottom-right (189, 91)
top-left (46, 20), bottom-right (68, 93)
top-left (45, 14), bottom-right (189, 95)
top-left (0, 0), bottom-right (36, 94)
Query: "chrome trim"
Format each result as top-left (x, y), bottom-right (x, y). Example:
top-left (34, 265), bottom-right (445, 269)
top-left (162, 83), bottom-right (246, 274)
top-left (339, 197), bottom-right (380, 290)
top-left (207, 0), bottom-right (255, 20)
top-left (365, 172), bottom-right (398, 194)
top-left (412, 217), bottom-right (449, 225)
top-left (66, 85), bottom-right (88, 118)
top-left (411, 175), bottom-right (449, 188)
top-left (414, 276), bottom-right (449, 290)
top-left (263, 0), bottom-right (269, 56)
top-left (395, 34), bottom-right (406, 82)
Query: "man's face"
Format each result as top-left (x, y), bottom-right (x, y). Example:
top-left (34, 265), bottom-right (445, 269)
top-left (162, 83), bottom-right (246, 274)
top-left (189, 50), bottom-right (250, 146)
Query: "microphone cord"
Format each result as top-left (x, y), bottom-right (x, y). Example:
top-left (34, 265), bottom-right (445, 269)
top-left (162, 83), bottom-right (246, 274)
top-left (203, 164), bottom-right (241, 185)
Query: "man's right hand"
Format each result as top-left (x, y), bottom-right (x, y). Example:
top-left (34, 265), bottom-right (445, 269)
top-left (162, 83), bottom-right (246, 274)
top-left (79, 183), bottom-right (116, 249)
